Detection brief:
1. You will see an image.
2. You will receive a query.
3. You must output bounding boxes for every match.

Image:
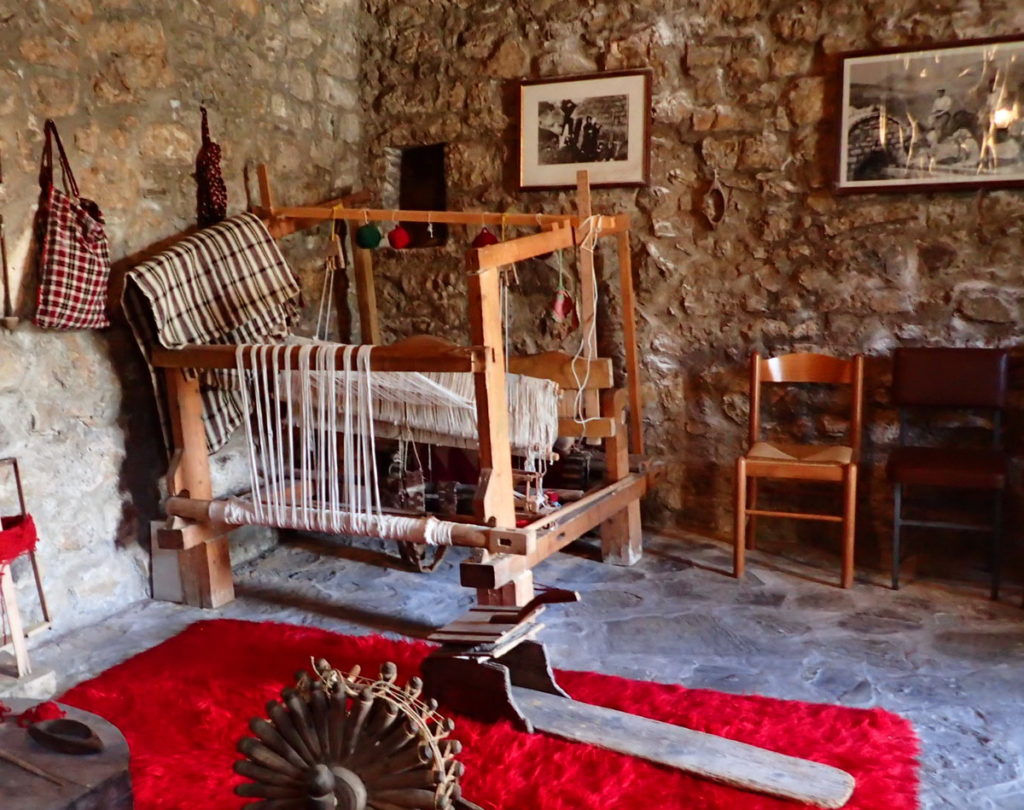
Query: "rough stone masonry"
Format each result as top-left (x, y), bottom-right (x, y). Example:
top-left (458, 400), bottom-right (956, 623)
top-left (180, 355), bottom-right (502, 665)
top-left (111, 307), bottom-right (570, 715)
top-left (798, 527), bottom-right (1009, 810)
top-left (0, 0), bottom-right (362, 633)
top-left (359, 0), bottom-right (1024, 575)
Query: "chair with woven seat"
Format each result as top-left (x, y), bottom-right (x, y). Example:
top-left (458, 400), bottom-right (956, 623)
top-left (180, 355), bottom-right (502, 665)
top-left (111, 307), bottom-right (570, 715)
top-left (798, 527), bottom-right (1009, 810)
top-left (734, 352), bottom-right (864, 588)
top-left (888, 347), bottom-right (1009, 598)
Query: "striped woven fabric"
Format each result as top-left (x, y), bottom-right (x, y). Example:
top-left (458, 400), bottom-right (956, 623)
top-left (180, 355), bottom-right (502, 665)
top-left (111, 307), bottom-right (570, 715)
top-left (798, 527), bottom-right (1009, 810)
top-left (123, 212), bottom-right (300, 454)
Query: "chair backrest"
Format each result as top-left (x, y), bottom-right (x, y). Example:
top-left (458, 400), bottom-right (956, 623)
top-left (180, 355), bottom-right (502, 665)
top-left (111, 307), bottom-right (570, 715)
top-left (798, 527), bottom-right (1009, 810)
top-left (892, 347), bottom-right (1008, 409)
top-left (892, 347), bottom-right (1008, 449)
top-left (749, 352), bottom-right (865, 453)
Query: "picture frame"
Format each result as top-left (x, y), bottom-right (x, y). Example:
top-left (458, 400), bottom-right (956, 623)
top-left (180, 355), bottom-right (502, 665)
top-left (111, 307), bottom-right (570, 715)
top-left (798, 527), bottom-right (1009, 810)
top-left (837, 36), bottom-right (1024, 194)
top-left (518, 69), bottom-right (652, 190)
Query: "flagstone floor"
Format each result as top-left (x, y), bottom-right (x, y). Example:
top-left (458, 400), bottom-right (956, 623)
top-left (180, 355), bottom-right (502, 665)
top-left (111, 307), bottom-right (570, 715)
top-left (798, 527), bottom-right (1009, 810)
top-left (30, 531), bottom-right (1024, 809)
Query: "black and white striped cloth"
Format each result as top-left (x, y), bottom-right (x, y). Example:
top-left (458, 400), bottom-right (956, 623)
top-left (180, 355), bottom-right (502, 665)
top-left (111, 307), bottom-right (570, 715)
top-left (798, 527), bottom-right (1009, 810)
top-left (123, 212), bottom-right (301, 454)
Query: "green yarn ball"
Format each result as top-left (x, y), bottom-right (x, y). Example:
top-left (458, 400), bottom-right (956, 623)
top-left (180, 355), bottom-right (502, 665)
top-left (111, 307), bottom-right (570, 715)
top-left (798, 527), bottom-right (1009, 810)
top-left (356, 223), bottom-right (383, 249)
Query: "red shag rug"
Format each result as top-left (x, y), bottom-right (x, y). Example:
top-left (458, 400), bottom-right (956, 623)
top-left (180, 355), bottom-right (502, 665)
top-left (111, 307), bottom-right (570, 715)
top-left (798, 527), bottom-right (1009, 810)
top-left (59, 619), bottom-right (919, 809)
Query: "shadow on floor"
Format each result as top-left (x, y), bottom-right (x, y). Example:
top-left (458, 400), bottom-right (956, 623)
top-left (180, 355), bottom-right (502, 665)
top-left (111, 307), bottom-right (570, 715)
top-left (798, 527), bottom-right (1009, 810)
top-left (233, 581), bottom-right (438, 640)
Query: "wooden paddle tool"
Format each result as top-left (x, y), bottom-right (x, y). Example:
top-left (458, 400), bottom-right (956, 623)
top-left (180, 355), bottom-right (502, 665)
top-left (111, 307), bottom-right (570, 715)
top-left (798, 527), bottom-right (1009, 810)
top-left (422, 587), bottom-right (855, 809)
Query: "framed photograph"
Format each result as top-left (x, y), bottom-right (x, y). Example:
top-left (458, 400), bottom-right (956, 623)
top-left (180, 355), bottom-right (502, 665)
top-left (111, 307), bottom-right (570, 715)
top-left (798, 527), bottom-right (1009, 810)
top-left (518, 70), bottom-right (652, 190)
top-left (838, 36), bottom-right (1024, 193)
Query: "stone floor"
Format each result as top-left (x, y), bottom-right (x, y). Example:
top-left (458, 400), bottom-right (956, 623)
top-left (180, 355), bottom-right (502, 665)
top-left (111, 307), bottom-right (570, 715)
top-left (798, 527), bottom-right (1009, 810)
top-left (29, 530), bottom-right (1024, 810)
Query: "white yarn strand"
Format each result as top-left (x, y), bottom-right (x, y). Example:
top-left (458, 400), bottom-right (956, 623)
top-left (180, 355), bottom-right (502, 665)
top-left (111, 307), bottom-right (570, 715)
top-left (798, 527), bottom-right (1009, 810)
top-left (232, 342), bottom-right (464, 546)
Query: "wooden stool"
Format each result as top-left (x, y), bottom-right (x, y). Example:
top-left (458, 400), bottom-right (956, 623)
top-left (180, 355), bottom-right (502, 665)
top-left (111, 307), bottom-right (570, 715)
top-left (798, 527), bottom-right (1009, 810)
top-left (0, 458), bottom-right (52, 679)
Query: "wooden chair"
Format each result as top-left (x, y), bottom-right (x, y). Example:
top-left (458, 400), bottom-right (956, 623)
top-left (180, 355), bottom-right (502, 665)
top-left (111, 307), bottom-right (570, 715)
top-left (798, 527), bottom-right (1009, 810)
top-left (734, 352), bottom-right (864, 588)
top-left (887, 347), bottom-right (1009, 599)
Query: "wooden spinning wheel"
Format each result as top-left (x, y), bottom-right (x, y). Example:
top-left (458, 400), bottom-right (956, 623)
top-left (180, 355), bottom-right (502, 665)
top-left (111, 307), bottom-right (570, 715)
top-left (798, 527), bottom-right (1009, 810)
top-left (234, 660), bottom-right (471, 809)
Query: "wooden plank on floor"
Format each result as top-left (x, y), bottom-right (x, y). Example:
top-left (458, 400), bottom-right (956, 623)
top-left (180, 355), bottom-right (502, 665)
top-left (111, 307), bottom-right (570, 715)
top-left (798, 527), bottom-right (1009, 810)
top-left (510, 687), bottom-right (855, 809)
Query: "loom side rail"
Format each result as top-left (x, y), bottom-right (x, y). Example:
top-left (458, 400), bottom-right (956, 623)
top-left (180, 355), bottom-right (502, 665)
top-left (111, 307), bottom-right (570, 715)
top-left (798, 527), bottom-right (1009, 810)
top-left (151, 335), bottom-right (488, 373)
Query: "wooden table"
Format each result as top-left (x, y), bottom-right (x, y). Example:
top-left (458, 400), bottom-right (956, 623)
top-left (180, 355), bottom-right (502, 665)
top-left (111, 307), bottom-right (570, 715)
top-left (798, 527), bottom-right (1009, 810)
top-left (0, 699), bottom-right (132, 809)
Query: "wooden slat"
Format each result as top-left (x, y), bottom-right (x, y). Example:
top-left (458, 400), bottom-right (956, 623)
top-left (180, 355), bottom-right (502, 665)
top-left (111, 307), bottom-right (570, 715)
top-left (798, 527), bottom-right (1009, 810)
top-left (615, 217), bottom-right (644, 454)
top-left (510, 687), bottom-right (855, 809)
top-left (471, 227), bottom-right (574, 270)
top-left (557, 417), bottom-right (617, 439)
top-left (760, 352), bottom-right (855, 384)
top-left (151, 337), bottom-right (485, 373)
top-left (508, 351), bottom-right (613, 389)
top-left (746, 508), bottom-right (844, 523)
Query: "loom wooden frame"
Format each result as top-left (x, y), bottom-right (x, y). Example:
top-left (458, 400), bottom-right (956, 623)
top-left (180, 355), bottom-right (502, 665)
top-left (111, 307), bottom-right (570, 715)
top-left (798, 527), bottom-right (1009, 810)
top-left (149, 166), bottom-right (648, 608)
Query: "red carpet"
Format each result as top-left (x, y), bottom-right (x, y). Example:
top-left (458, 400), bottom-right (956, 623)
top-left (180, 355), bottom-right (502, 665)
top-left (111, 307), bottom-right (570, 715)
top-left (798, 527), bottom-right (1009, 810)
top-left (59, 619), bottom-right (919, 809)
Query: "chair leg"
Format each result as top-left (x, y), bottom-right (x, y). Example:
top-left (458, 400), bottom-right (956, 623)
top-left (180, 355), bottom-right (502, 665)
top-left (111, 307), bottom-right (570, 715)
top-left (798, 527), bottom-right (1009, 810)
top-left (745, 478), bottom-right (758, 550)
top-left (892, 483), bottom-right (903, 590)
top-left (734, 458), bottom-right (747, 579)
top-left (841, 464), bottom-right (857, 589)
top-left (990, 492), bottom-right (1003, 601)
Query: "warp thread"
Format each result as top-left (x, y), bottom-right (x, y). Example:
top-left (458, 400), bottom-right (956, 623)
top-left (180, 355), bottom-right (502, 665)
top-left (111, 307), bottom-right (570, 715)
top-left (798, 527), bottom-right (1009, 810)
top-left (235, 343), bottom-right (461, 545)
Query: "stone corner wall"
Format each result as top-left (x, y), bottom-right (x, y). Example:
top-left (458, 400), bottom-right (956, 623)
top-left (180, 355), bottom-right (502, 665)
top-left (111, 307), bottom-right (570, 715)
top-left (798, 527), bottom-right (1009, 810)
top-left (358, 1), bottom-right (1024, 570)
top-left (0, 0), bottom-right (363, 636)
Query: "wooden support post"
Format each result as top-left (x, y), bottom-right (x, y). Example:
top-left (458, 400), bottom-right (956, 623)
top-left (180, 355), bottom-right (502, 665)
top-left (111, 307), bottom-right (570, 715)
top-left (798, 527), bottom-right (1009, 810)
top-left (575, 171), bottom-right (600, 425)
top-left (841, 464), bottom-right (857, 589)
top-left (180, 536), bottom-right (234, 609)
top-left (467, 265), bottom-right (517, 530)
top-left (350, 230), bottom-right (381, 344)
top-left (0, 565), bottom-right (30, 677)
top-left (734, 459), bottom-right (747, 579)
top-left (257, 164), bottom-right (275, 212)
top-left (162, 369), bottom-right (234, 607)
top-left (615, 217), bottom-right (644, 455)
top-left (164, 370), bottom-right (212, 501)
top-left (599, 389), bottom-right (642, 565)
top-left (467, 259), bottom-right (526, 606)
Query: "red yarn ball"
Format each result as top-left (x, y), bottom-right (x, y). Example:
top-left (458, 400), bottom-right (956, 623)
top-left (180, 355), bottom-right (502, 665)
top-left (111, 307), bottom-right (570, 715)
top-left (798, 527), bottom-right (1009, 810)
top-left (471, 227), bottom-right (499, 248)
top-left (388, 224), bottom-right (412, 249)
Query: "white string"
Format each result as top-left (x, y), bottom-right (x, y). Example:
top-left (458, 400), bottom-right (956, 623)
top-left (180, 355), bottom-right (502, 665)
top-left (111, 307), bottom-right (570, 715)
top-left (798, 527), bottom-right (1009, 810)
top-left (570, 215), bottom-right (602, 426)
top-left (233, 342), bottom-right (464, 545)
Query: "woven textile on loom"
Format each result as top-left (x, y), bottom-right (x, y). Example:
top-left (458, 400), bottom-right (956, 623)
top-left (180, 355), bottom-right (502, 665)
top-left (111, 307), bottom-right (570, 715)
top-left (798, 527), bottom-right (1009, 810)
top-left (282, 338), bottom-right (560, 458)
top-left (122, 213), bottom-right (301, 453)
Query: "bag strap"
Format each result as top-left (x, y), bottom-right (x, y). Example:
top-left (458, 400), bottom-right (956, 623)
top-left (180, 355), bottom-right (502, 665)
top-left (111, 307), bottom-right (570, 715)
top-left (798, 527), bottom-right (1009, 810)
top-left (39, 120), bottom-right (79, 197)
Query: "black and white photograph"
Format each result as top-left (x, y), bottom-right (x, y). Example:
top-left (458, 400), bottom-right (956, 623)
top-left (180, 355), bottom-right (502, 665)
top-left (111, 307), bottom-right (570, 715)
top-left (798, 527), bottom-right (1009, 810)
top-left (838, 37), bottom-right (1024, 192)
top-left (538, 94), bottom-right (629, 165)
top-left (519, 70), bottom-right (651, 190)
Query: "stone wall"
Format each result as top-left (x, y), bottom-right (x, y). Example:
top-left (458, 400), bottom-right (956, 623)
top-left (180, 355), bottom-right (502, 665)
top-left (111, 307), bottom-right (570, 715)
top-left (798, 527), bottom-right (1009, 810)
top-left (359, 1), bottom-right (1024, 571)
top-left (0, 0), bottom-right (362, 634)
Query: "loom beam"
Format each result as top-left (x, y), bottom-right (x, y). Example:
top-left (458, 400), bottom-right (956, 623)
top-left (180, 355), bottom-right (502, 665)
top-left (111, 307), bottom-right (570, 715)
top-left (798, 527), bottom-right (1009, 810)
top-left (161, 496), bottom-right (531, 554)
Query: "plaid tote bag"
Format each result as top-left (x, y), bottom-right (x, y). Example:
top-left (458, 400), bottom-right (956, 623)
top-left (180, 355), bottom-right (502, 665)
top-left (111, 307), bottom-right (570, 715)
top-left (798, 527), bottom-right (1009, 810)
top-left (34, 119), bottom-right (111, 330)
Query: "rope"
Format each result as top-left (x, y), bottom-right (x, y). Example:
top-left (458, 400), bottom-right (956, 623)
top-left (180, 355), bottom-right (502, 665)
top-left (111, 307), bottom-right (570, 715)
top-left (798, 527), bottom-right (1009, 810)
top-left (570, 214), bottom-right (602, 427)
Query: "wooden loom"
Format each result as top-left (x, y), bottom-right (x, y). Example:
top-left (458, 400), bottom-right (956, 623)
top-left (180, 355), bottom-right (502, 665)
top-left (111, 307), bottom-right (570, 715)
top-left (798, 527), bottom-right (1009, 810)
top-left (150, 167), bottom-right (649, 610)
